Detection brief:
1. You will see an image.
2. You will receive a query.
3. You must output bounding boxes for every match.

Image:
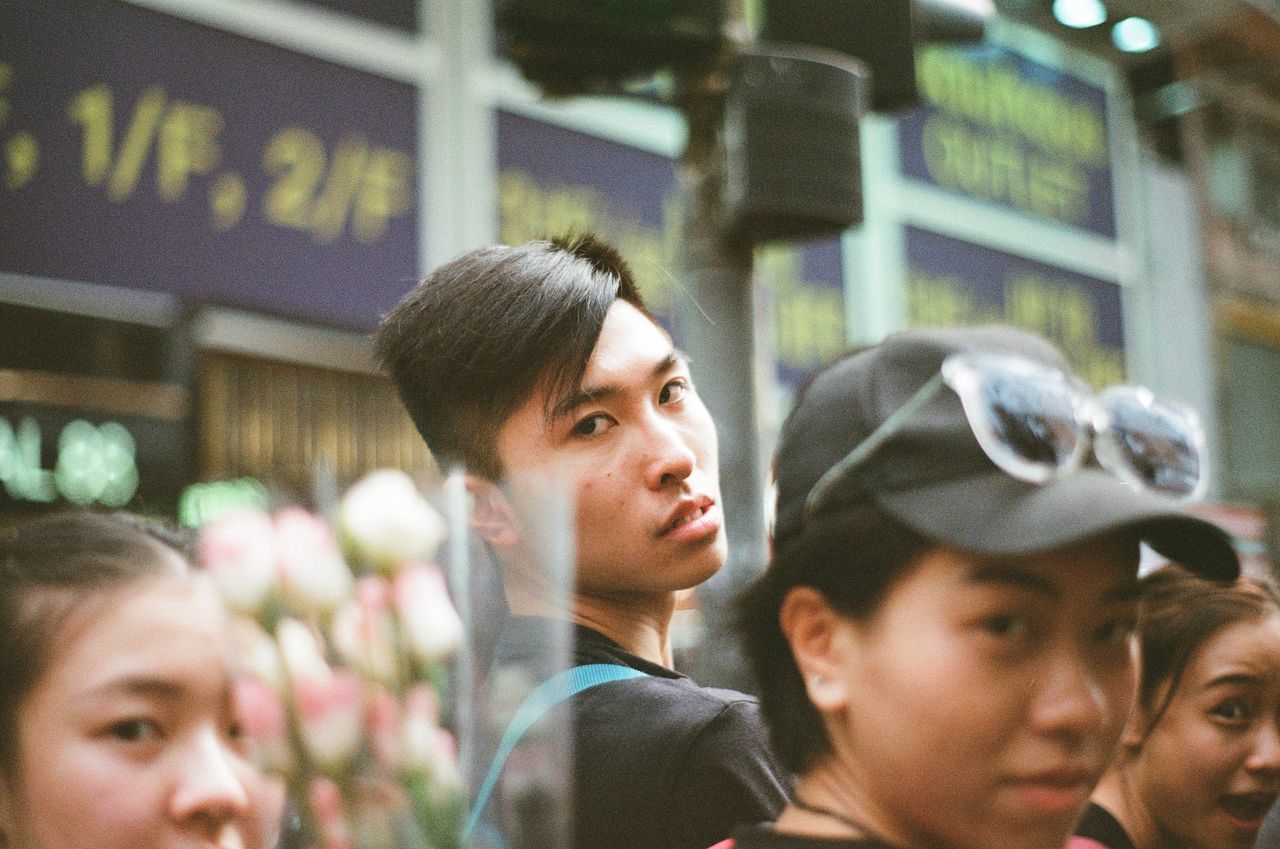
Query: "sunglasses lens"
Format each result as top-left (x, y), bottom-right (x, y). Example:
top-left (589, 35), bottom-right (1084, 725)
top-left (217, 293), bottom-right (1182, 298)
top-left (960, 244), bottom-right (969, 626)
top-left (1094, 388), bottom-right (1203, 498)
top-left (946, 356), bottom-right (1086, 482)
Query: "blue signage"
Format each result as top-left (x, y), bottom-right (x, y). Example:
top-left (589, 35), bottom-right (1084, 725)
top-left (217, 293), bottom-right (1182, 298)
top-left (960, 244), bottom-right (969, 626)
top-left (0, 0), bottom-right (419, 331)
top-left (903, 226), bottom-right (1125, 386)
top-left (496, 110), bottom-right (848, 389)
top-left (899, 45), bottom-right (1116, 239)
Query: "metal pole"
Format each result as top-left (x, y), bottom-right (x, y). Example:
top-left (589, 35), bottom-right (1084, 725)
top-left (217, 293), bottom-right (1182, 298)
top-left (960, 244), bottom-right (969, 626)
top-left (675, 69), bottom-right (768, 692)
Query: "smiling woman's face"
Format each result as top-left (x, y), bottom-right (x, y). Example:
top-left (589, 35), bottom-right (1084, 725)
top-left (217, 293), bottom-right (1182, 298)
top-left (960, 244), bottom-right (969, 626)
top-left (0, 574), bottom-right (282, 849)
top-left (1129, 611), bottom-right (1280, 849)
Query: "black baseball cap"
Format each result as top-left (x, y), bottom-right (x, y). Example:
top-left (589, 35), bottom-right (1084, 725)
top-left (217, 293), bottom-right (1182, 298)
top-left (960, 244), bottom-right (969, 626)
top-left (773, 325), bottom-right (1239, 581)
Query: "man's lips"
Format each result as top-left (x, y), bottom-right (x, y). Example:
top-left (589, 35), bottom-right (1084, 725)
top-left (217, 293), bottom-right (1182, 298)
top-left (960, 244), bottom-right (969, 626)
top-left (658, 496), bottom-right (720, 540)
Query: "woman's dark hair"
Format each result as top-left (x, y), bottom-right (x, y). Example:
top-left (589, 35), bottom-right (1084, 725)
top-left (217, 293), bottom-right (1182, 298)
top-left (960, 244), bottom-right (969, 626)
top-left (374, 233), bottom-right (649, 480)
top-left (735, 503), bottom-right (931, 774)
top-left (0, 510), bottom-right (191, 767)
top-left (1135, 563), bottom-right (1280, 738)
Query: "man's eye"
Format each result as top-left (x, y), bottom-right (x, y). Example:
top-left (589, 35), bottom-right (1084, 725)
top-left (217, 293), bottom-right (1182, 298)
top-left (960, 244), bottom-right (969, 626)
top-left (660, 379), bottom-right (689, 405)
top-left (572, 414), bottom-right (612, 437)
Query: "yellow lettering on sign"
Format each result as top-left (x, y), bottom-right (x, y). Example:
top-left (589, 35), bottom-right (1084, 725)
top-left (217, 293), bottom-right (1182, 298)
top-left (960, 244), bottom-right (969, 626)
top-left (6, 132), bottom-right (38, 190)
top-left (156, 101), bottom-right (223, 202)
top-left (906, 270), bottom-right (1002, 327)
top-left (921, 116), bottom-right (1088, 225)
top-left (353, 148), bottom-right (413, 243)
top-left (67, 83), bottom-right (114, 187)
top-left (497, 168), bottom-right (677, 314)
top-left (916, 48), bottom-right (1107, 167)
top-left (758, 246), bottom-right (845, 372)
top-left (907, 265), bottom-right (1125, 388)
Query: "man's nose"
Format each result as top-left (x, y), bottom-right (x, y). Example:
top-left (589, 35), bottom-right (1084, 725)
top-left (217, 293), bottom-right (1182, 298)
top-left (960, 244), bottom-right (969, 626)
top-left (644, 417), bottom-right (697, 489)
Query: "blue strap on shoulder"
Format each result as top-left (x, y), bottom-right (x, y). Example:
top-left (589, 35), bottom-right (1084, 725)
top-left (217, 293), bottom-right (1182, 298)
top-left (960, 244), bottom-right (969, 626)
top-left (463, 663), bottom-right (648, 840)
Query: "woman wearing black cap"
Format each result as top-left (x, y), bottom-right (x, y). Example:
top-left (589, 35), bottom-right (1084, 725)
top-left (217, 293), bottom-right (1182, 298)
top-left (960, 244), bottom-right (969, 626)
top-left (728, 325), bottom-right (1239, 849)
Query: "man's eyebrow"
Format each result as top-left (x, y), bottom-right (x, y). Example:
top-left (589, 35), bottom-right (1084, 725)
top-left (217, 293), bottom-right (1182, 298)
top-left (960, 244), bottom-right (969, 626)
top-left (549, 350), bottom-right (683, 422)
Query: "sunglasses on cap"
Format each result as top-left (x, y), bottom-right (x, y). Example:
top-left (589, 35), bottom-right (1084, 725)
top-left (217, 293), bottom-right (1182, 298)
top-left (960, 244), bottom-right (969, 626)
top-left (803, 352), bottom-right (1207, 522)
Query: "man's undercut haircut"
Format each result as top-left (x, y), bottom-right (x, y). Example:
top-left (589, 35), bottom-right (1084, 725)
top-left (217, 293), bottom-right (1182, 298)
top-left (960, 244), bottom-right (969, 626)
top-left (374, 233), bottom-right (650, 480)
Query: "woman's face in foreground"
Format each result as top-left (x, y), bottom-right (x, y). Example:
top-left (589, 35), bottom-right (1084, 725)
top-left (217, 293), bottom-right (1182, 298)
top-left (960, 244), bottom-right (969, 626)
top-left (1, 574), bottom-right (283, 849)
top-left (1130, 611), bottom-right (1280, 849)
top-left (823, 538), bottom-right (1140, 849)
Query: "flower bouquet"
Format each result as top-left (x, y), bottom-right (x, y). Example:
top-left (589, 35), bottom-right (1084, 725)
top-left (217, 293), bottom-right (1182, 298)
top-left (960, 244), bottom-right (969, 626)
top-left (200, 470), bottom-right (467, 849)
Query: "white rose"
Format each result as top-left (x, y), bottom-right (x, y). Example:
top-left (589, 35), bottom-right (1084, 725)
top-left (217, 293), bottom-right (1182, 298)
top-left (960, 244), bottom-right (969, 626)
top-left (275, 618), bottom-right (331, 685)
top-left (338, 470), bottom-right (446, 573)
top-left (197, 510), bottom-right (278, 615)
top-left (393, 564), bottom-right (463, 666)
top-left (274, 507), bottom-right (353, 617)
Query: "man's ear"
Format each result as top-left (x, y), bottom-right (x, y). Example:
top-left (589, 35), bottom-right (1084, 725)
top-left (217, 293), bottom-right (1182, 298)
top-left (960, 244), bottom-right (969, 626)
top-left (465, 476), bottom-right (522, 550)
top-left (779, 586), bottom-right (853, 712)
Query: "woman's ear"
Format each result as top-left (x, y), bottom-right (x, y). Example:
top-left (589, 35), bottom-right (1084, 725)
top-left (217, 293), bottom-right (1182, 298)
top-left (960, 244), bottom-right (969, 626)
top-left (779, 586), bottom-right (853, 712)
top-left (1119, 699), bottom-right (1153, 750)
top-left (465, 476), bottom-right (522, 551)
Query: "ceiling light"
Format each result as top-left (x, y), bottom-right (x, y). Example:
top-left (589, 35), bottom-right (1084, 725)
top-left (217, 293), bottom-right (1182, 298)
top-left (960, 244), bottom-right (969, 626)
top-left (1112, 16), bottom-right (1161, 51)
top-left (1052, 0), bottom-right (1107, 28)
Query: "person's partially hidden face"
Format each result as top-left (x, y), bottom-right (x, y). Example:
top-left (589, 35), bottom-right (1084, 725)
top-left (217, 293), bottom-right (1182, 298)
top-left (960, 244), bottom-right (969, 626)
top-left (1128, 611), bottom-right (1280, 849)
top-left (0, 574), bottom-right (283, 849)
top-left (494, 299), bottom-right (726, 597)
top-left (820, 538), bottom-right (1141, 849)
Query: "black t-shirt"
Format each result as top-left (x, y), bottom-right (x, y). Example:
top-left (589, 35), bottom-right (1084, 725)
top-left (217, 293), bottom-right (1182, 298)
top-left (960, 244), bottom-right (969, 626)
top-left (726, 824), bottom-right (897, 849)
top-left (489, 617), bottom-right (790, 849)
top-left (1072, 803), bottom-right (1137, 849)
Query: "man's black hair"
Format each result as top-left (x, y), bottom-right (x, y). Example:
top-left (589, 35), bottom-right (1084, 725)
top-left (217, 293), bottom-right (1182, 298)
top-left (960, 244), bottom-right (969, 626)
top-left (374, 233), bottom-right (649, 479)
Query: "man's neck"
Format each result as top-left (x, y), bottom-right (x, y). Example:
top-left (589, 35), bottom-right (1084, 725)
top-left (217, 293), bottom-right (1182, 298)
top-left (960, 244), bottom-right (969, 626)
top-left (498, 552), bottom-right (679, 667)
top-left (572, 591), bottom-right (677, 668)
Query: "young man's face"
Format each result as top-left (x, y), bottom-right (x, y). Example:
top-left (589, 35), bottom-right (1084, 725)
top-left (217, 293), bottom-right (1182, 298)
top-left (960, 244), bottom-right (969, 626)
top-left (494, 299), bottom-right (727, 599)
top-left (825, 537), bottom-right (1140, 849)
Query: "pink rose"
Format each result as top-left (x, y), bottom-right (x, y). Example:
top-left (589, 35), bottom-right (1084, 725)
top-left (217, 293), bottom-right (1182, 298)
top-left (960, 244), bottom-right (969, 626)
top-left (393, 564), bottom-right (463, 666)
top-left (309, 777), bottom-right (354, 849)
top-left (198, 510), bottom-right (278, 615)
top-left (401, 684), bottom-right (460, 795)
top-left (364, 687), bottom-right (402, 773)
top-left (275, 507), bottom-right (354, 617)
top-left (329, 576), bottom-right (399, 686)
top-left (231, 675), bottom-right (293, 774)
top-left (294, 669), bottom-right (364, 773)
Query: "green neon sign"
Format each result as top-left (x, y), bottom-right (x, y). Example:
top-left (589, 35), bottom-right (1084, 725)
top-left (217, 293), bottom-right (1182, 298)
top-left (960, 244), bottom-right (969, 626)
top-left (179, 477), bottom-right (269, 528)
top-left (0, 415), bottom-right (140, 507)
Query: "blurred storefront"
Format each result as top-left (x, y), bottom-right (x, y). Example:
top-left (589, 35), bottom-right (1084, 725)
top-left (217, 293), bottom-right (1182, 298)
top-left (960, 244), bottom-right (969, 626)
top-left (3, 0), bottom-right (1278, 560)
